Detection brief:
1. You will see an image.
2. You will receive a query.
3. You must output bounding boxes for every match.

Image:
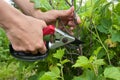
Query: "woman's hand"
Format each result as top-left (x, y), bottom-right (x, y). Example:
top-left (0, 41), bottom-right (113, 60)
top-left (0, 1), bottom-right (47, 54)
top-left (34, 7), bottom-right (81, 34)
top-left (6, 15), bottom-right (47, 54)
top-left (13, 0), bottom-right (81, 34)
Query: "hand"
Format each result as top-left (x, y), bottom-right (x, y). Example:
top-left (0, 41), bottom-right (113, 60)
top-left (5, 15), bottom-right (47, 54)
top-left (0, 0), bottom-right (47, 54)
top-left (34, 6), bottom-right (81, 34)
top-left (12, 1), bottom-right (81, 34)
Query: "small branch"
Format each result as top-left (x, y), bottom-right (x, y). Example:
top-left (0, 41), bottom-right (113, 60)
top-left (49, 0), bottom-right (55, 9)
top-left (58, 18), bottom-right (72, 35)
top-left (71, 0), bottom-right (74, 6)
top-left (65, 0), bottom-right (72, 7)
top-left (76, 0), bottom-right (83, 12)
top-left (94, 25), bottom-right (112, 65)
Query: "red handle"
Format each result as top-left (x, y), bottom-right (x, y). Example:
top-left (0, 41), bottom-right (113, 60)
top-left (43, 25), bottom-right (55, 36)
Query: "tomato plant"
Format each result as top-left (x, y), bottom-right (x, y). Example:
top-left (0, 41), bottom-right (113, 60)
top-left (0, 0), bottom-right (120, 80)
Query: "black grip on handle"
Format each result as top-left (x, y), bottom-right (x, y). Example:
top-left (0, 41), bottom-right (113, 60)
top-left (9, 42), bottom-right (49, 61)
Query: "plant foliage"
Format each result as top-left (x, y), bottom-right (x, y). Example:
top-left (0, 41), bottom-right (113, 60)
top-left (0, 0), bottom-right (120, 80)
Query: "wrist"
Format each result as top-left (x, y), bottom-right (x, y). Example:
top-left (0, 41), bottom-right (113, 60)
top-left (32, 10), bottom-right (43, 18)
top-left (0, 12), bottom-right (24, 30)
top-left (33, 10), bottom-right (59, 24)
top-left (0, 1), bottom-right (25, 30)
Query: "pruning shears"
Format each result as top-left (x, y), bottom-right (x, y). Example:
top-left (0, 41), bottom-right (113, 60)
top-left (9, 25), bottom-right (83, 61)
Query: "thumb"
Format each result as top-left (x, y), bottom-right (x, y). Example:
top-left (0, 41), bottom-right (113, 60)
top-left (39, 43), bottom-right (47, 54)
top-left (66, 6), bottom-right (74, 15)
top-left (38, 40), bottom-right (47, 54)
top-left (57, 6), bottom-right (74, 18)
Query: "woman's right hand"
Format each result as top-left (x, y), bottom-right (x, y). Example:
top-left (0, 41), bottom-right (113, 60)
top-left (6, 15), bottom-right (47, 54)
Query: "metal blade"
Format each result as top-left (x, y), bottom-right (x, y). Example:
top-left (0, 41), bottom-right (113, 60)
top-left (70, 38), bottom-right (84, 45)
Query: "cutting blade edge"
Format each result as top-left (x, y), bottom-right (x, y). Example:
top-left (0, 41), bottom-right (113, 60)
top-left (70, 38), bottom-right (84, 45)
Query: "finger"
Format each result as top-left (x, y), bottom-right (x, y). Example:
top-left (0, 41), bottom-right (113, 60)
top-left (37, 20), bottom-right (47, 29)
top-left (68, 29), bottom-right (74, 35)
top-left (31, 50), bottom-right (38, 54)
top-left (68, 21), bottom-right (76, 27)
top-left (76, 14), bottom-right (81, 24)
top-left (57, 6), bottom-right (74, 18)
top-left (38, 43), bottom-right (47, 54)
top-left (36, 39), bottom-right (47, 54)
top-left (70, 31), bottom-right (74, 35)
top-left (70, 27), bottom-right (75, 31)
top-left (66, 6), bottom-right (74, 16)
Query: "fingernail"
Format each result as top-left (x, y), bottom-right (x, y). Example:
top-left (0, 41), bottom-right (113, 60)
top-left (70, 27), bottom-right (74, 30)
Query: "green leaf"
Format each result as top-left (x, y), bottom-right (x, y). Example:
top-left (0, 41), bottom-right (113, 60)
top-left (111, 31), bottom-right (120, 42)
top-left (39, 73), bottom-right (52, 80)
top-left (61, 59), bottom-right (70, 65)
top-left (39, 65), bottom-right (60, 80)
top-left (30, 0), bottom-right (41, 8)
top-left (97, 18), bottom-right (112, 34)
top-left (93, 46), bottom-right (102, 56)
top-left (39, 71), bottom-right (59, 80)
top-left (57, 63), bottom-right (62, 67)
top-left (97, 25), bottom-right (108, 34)
top-left (114, 3), bottom-right (120, 15)
top-left (104, 67), bottom-right (120, 80)
top-left (72, 56), bottom-right (89, 68)
top-left (113, 25), bottom-right (120, 31)
top-left (49, 0), bottom-right (69, 10)
top-left (72, 69), bottom-right (96, 80)
top-left (49, 65), bottom-right (60, 76)
top-left (93, 59), bottom-right (105, 66)
top-left (30, 0), bottom-right (52, 11)
top-left (46, 72), bottom-right (59, 79)
top-left (53, 49), bottom-right (65, 60)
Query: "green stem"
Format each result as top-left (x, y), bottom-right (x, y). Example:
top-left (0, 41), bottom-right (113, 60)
top-left (86, 2), bottom-right (112, 65)
top-left (73, 0), bottom-right (76, 10)
top-left (86, 20), bottom-right (111, 65)
top-left (94, 26), bottom-right (112, 65)
top-left (60, 60), bottom-right (64, 80)
top-left (91, 63), bottom-right (98, 76)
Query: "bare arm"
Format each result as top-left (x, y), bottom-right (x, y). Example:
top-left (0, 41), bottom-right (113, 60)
top-left (13, 0), bottom-right (81, 34)
top-left (0, 0), bottom-right (47, 54)
top-left (13, 0), bottom-right (40, 17)
top-left (0, 0), bottom-right (24, 29)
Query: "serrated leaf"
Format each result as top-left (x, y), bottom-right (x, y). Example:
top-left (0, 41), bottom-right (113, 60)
top-left (111, 31), bottom-right (120, 42)
top-left (97, 25), bottom-right (108, 34)
top-left (114, 2), bottom-right (120, 15)
top-left (105, 38), bottom-right (117, 48)
top-left (46, 72), bottom-right (59, 79)
top-left (104, 67), bottom-right (120, 80)
top-left (61, 59), bottom-right (70, 65)
top-left (93, 59), bottom-right (105, 66)
top-left (57, 63), bottom-right (61, 67)
top-left (72, 56), bottom-right (89, 68)
top-left (39, 73), bottom-right (52, 80)
top-left (39, 71), bottom-right (59, 80)
top-left (97, 18), bottom-right (112, 34)
top-left (49, 65), bottom-right (60, 76)
top-left (93, 46), bottom-right (102, 56)
top-left (53, 49), bottom-right (65, 60)
top-left (30, 0), bottom-right (52, 11)
top-left (30, 0), bottom-right (41, 8)
top-left (89, 56), bottom-right (96, 63)
top-left (113, 25), bottom-right (120, 30)
top-left (72, 70), bottom-right (96, 80)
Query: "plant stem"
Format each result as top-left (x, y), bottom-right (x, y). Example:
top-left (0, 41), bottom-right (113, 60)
top-left (89, 0), bottom-right (111, 65)
top-left (65, 0), bottom-right (72, 6)
top-left (94, 25), bottom-right (112, 65)
top-left (60, 60), bottom-right (64, 80)
top-left (91, 63), bottom-right (98, 76)
top-left (86, 18), bottom-right (111, 65)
